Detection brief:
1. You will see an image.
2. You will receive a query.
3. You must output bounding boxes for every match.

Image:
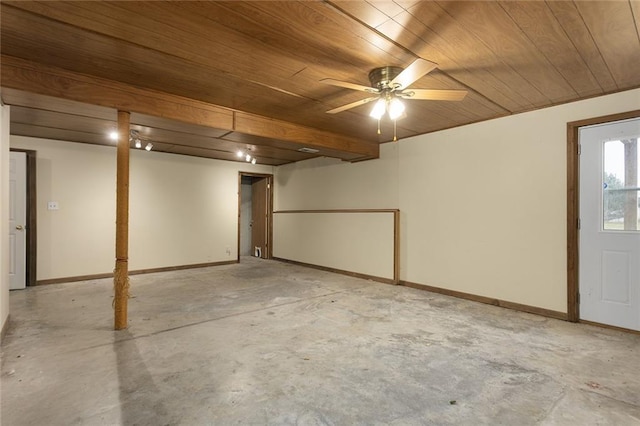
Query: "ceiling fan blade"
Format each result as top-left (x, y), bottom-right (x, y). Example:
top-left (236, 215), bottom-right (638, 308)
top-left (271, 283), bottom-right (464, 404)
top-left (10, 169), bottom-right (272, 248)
top-left (391, 58), bottom-right (438, 89)
top-left (326, 97), bottom-right (379, 114)
top-left (320, 78), bottom-right (378, 93)
top-left (401, 89), bottom-right (468, 101)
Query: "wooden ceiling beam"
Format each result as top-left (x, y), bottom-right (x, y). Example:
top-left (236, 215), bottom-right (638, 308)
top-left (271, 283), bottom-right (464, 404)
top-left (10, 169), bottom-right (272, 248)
top-left (1, 55), bottom-right (377, 160)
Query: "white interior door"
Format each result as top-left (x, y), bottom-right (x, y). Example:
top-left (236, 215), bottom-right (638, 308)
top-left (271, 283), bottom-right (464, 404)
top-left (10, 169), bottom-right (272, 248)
top-left (579, 118), bottom-right (640, 330)
top-left (9, 151), bottom-right (27, 290)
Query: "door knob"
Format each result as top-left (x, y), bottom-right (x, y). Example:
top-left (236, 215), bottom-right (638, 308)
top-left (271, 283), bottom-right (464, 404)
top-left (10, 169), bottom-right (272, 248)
top-left (15, 225), bottom-right (24, 231)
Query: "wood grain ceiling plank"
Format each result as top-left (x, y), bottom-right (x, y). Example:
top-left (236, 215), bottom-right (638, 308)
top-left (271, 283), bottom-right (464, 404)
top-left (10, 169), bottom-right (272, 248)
top-left (574, 1), bottom-right (640, 87)
top-left (10, 123), bottom-right (116, 147)
top-left (390, 4), bottom-right (536, 111)
top-left (2, 55), bottom-right (374, 158)
top-left (3, 2), bottom-right (324, 113)
top-left (0, 7), bottom-right (276, 111)
top-left (545, 1), bottom-right (618, 93)
top-left (10, 107), bottom-right (115, 138)
top-left (499, 1), bottom-right (603, 98)
top-left (436, 1), bottom-right (577, 104)
top-left (632, 1), bottom-right (640, 37)
top-left (130, 113), bottom-right (230, 139)
top-left (0, 88), bottom-right (117, 121)
top-left (1, 55), bottom-right (234, 130)
top-left (325, 1), bottom-right (391, 28)
top-left (365, 1), bottom-right (405, 19)
top-left (2, 2), bottom-right (399, 140)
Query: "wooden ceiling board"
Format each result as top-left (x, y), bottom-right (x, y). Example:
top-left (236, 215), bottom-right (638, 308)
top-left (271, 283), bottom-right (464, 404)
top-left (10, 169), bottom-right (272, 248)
top-left (1, 88), bottom-right (117, 121)
top-left (435, 1), bottom-right (577, 105)
top-left (574, 1), bottom-right (640, 87)
top-left (392, 4), bottom-right (537, 111)
top-left (10, 107), bottom-right (116, 139)
top-left (130, 113), bottom-right (230, 140)
top-left (10, 123), bottom-right (116, 148)
top-left (544, 1), bottom-right (618, 93)
top-left (498, 1), bottom-right (603, 98)
top-left (2, 1), bottom-right (640, 166)
top-left (330, 1), bottom-right (391, 28)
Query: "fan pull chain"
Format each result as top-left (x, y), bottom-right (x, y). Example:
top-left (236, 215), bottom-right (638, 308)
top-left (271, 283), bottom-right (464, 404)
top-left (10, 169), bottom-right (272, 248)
top-left (393, 119), bottom-right (397, 142)
top-left (377, 119), bottom-right (381, 135)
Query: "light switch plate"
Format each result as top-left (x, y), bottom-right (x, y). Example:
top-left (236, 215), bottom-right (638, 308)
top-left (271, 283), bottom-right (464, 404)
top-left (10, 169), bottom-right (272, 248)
top-left (47, 201), bottom-right (59, 210)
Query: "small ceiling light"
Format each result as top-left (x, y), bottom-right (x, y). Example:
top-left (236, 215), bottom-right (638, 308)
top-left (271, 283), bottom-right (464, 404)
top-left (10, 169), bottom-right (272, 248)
top-left (369, 99), bottom-right (386, 120)
top-left (251, 158), bottom-right (257, 165)
top-left (245, 153), bottom-right (252, 162)
top-left (388, 97), bottom-right (405, 120)
top-left (145, 142), bottom-right (153, 151)
top-left (109, 131), bottom-right (118, 141)
top-left (135, 138), bottom-right (142, 149)
top-left (236, 151), bottom-right (244, 158)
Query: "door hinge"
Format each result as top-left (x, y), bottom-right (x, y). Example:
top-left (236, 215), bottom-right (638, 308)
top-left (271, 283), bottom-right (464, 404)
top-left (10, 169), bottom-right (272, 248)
top-left (577, 144), bottom-right (581, 155)
top-left (267, 183), bottom-right (271, 189)
top-left (577, 293), bottom-right (580, 304)
top-left (577, 218), bottom-right (581, 229)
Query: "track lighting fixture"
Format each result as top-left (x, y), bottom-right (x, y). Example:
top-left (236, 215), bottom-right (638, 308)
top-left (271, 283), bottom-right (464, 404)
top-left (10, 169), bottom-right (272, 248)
top-left (128, 130), bottom-right (153, 151)
top-left (236, 148), bottom-right (258, 165)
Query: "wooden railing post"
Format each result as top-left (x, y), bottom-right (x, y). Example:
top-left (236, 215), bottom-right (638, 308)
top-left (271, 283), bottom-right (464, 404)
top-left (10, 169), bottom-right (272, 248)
top-left (114, 110), bottom-right (130, 330)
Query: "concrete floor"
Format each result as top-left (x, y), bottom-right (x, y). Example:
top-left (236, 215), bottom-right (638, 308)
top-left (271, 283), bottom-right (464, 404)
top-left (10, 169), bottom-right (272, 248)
top-left (1, 258), bottom-right (639, 425)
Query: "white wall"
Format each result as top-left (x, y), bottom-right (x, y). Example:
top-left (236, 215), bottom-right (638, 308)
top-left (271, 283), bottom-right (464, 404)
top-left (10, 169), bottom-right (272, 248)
top-left (10, 136), bottom-right (272, 280)
top-left (274, 88), bottom-right (640, 314)
top-left (0, 105), bottom-right (10, 333)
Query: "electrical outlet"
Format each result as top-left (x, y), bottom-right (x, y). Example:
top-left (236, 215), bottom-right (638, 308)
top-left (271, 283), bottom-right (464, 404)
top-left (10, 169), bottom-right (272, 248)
top-left (47, 201), bottom-right (59, 210)
top-left (225, 247), bottom-right (231, 256)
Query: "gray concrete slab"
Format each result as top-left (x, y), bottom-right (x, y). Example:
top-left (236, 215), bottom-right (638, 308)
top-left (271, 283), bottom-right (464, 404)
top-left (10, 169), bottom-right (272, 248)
top-left (1, 258), bottom-right (639, 425)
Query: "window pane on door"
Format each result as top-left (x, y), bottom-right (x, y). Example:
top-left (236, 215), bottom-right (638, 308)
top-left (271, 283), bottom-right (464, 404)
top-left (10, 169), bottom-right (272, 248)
top-left (603, 138), bottom-right (639, 231)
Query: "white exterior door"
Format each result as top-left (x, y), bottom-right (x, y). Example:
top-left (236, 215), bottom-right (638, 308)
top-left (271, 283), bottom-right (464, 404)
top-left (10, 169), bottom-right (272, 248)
top-left (579, 118), bottom-right (640, 330)
top-left (9, 151), bottom-right (27, 290)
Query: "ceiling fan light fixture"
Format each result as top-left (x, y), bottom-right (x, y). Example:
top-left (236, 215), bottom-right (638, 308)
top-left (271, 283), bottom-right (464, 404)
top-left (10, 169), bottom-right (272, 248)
top-left (135, 138), bottom-right (142, 149)
top-left (236, 151), bottom-right (244, 158)
top-left (388, 97), bottom-right (405, 120)
top-left (369, 98), bottom-right (386, 119)
top-left (145, 142), bottom-right (153, 151)
top-left (251, 157), bottom-right (257, 165)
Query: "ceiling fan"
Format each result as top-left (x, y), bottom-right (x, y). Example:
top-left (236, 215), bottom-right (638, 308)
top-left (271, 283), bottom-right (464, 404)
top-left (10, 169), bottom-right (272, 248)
top-left (321, 58), bottom-right (467, 140)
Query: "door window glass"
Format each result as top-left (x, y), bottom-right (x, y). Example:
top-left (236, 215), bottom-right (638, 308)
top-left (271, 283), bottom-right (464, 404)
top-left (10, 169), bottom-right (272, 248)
top-left (603, 138), bottom-right (639, 231)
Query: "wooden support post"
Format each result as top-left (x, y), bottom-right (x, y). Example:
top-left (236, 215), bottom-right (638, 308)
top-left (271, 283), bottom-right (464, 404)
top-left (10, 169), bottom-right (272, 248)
top-left (114, 110), bottom-right (130, 330)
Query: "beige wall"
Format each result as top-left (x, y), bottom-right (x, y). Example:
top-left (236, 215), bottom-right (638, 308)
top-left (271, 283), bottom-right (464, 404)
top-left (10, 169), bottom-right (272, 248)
top-left (1, 106), bottom-right (10, 333)
top-left (273, 211), bottom-right (396, 280)
top-left (274, 143), bottom-right (399, 210)
top-left (10, 136), bottom-right (272, 280)
top-left (274, 88), bottom-right (640, 314)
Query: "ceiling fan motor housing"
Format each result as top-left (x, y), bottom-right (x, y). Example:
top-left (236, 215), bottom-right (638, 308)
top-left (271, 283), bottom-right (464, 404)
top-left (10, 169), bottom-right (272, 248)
top-left (368, 66), bottom-right (403, 90)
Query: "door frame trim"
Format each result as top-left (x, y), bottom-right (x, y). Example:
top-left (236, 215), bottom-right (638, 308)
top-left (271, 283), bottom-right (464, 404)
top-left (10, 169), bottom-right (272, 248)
top-left (9, 148), bottom-right (37, 287)
top-left (237, 172), bottom-right (274, 260)
top-left (566, 109), bottom-right (640, 322)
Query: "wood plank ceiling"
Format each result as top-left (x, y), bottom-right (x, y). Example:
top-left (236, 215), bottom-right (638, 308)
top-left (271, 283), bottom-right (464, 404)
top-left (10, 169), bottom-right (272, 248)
top-left (1, 1), bottom-right (639, 165)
